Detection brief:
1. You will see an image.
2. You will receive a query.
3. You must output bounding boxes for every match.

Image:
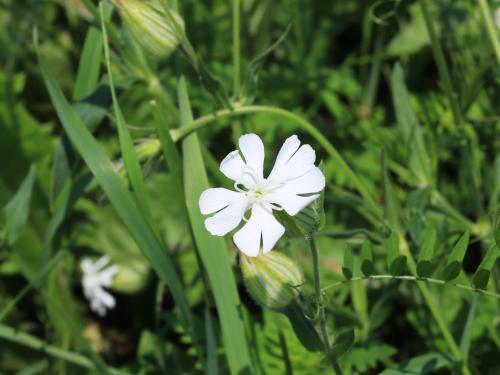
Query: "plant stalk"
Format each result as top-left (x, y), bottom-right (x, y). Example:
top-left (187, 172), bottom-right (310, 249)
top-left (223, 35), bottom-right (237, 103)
top-left (309, 235), bottom-right (343, 375)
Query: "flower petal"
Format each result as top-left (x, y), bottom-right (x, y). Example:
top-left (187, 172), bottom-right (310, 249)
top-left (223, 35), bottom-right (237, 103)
top-left (204, 199), bottom-right (247, 236)
top-left (274, 166), bottom-right (325, 195)
top-left (268, 135), bottom-right (300, 178)
top-left (199, 188), bottom-right (245, 214)
top-left (239, 134), bottom-right (265, 179)
top-left (233, 208), bottom-right (262, 257)
top-left (233, 204), bottom-right (284, 256)
top-left (220, 150), bottom-right (246, 181)
top-left (260, 205), bottom-right (285, 254)
top-left (267, 192), bottom-right (319, 216)
top-left (269, 142), bottom-right (316, 182)
top-left (98, 265), bottom-right (120, 287)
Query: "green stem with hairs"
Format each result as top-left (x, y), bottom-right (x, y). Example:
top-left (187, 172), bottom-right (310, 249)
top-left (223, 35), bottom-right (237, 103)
top-left (322, 274), bottom-right (500, 299)
top-left (309, 235), bottom-right (342, 375)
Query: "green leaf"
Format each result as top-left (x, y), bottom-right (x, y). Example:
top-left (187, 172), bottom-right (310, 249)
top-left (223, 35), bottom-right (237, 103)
top-left (2, 166), bottom-right (36, 246)
top-left (101, 3), bottom-right (153, 222)
top-left (459, 294), bottom-right (477, 362)
top-left (442, 231), bottom-right (469, 281)
top-left (382, 151), bottom-right (402, 233)
top-left (493, 208), bottom-right (500, 252)
top-left (50, 3), bottom-right (113, 207)
top-left (322, 330), bottom-right (355, 365)
top-left (471, 243), bottom-right (499, 289)
top-left (177, 73), bottom-right (252, 373)
top-left (360, 240), bottom-right (375, 277)
top-left (386, 232), bottom-right (406, 275)
top-left (281, 303), bottom-right (323, 352)
top-left (380, 352), bottom-right (454, 374)
top-left (37, 34), bottom-right (193, 331)
top-left (73, 2), bottom-right (112, 101)
top-left (342, 245), bottom-right (354, 280)
top-left (417, 226), bottom-right (436, 278)
top-left (391, 63), bottom-right (432, 187)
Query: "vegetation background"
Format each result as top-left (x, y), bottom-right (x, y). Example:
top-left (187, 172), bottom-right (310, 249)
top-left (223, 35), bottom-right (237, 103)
top-left (0, 0), bottom-right (499, 374)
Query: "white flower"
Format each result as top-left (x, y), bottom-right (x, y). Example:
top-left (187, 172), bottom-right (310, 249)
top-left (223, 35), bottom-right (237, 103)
top-left (199, 134), bottom-right (325, 257)
top-left (81, 256), bottom-right (119, 317)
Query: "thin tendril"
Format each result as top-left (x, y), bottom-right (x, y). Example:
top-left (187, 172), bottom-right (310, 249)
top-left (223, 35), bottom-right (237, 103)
top-left (321, 275), bottom-right (500, 299)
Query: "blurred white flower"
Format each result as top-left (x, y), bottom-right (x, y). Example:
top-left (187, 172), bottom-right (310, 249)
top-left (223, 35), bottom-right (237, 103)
top-left (199, 134), bottom-right (325, 256)
top-left (81, 256), bottom-right (119, 317)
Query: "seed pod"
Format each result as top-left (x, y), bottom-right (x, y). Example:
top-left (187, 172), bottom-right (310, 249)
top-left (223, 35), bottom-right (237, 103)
top-left (114, 0), bottom-right (184, 58)
top-left (240, 251), bottom-right (304, 310)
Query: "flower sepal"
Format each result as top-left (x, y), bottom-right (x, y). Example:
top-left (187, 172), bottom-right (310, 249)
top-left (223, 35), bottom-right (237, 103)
top-left (240, 251), bottom-right (304, 310)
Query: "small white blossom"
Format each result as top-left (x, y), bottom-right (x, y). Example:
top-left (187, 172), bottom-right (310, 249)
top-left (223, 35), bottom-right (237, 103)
top-left (199, 134), bottom-right (325, 256)
top-left (81, 256), bottom-right (119, 316)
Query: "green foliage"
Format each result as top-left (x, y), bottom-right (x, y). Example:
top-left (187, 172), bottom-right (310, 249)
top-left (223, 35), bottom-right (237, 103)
top-left (1, 0), bottom-right (499, 374)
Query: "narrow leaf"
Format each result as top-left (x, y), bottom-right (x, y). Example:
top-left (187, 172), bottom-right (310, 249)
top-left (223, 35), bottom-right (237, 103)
top-left (205, 308), bottom-right (219, 375)
top-left (281, 303), bottom-right (323, 352)
top-left (382, 151), bottom-right (402, 233)
top-left (101, 3), bottom-right (152, 221)
top-left (381, 352), bottom-right (454, 374)
top-left (417, 226), bottom-right (436, 278)
top-left (391, 63), bottom-right (432, 186)
top-left (386, 232), bottom-right (406, 275)
top-left (322, 329), bottom-right (355, 364)
top-left (459, 294), bottom-right (477, 362)
top-left (442, 231), bottom-right (469, 281)
top-left (2, 166), bottom-right (36, 246)
top-left (177, 73), bottom-right (253, 372)
top-left (472, 243), bottom-right (498, 289)
top-left (342, 245), bottom-right (354, 280)
top-left (37, 37), bottom-right (193, 331)
top-left (360, 240), bottom-right (375, 276)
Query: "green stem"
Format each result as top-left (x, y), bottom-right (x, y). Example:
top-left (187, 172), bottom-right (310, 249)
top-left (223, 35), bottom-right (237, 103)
top-left (478, 0), bottom-right (500, 66)
top-left (420, 0), bottom-right (463, 128)
top-left (170, 105), bottom-right (382, 219)
top-left (0, 324), bottom-right (129, 375)
top-left (309, 235), bottom-right (329, 350)
top-left (309, 235), bottom-right (342, 375)
top-left (231, 0), bottom-right (243, 141)
top-left (399, 238), bottom-right (472, 375)
top-left (322, 274), bottom-right (500, 299)
top-left (232, 0), bottom-right (241, 97)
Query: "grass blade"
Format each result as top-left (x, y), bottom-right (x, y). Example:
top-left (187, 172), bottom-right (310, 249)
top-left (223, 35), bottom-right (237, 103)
top-left (2, 166), bottom-right (36, 247)
top-left (177, 73), bottom-right (253, 373)
top-left (100, 2), bottom-right (152, 221)
top-left (36, 32), bottom-right (193, 331)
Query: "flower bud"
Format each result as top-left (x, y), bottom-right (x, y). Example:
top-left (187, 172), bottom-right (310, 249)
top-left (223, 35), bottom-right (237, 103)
top-left (112, 259), bottom-right (149, 294)
top-left (134, 138), bottom-right (161, 160)
top-left (114, 0), bottom-right (184, 58)
top-left (240, 251), bottom-right (304, 310)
